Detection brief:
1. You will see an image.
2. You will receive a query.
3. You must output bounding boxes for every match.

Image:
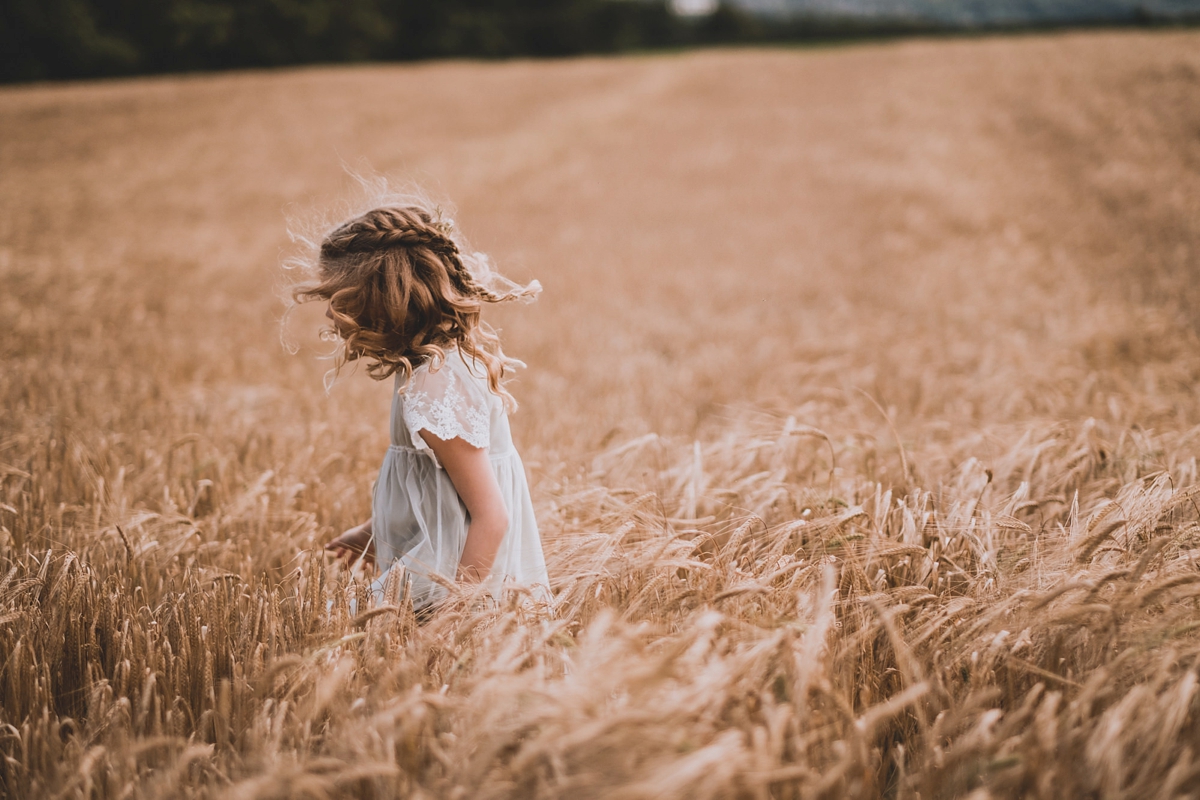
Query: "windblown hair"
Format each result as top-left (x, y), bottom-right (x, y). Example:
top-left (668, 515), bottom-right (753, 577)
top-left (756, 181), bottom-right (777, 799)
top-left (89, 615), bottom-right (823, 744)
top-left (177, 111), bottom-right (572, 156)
top-left (291, 202), bottom-right (539, 409)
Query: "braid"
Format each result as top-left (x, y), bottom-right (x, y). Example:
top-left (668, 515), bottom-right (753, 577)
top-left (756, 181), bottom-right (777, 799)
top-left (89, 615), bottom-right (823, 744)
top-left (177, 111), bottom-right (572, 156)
top-left (457, 270), bottom-right (509, 303)
top-left (323, 206), bottom-right (537, 305)
top-left (320, 207), bottom-right (461, 260)
top-left (458, 268), bottom-right (541, 304)
top-left (298, 199), bottom-right (540, 409)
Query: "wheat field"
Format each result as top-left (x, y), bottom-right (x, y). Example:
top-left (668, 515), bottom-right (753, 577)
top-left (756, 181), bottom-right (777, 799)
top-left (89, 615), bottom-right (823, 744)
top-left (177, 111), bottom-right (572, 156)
top-left (2, 29), bottom-right (1200, 799)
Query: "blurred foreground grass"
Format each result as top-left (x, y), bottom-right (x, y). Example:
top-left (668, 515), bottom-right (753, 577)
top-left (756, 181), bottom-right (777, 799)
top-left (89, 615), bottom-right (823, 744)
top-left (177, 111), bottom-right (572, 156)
top-left (2, 30), bottom-right (1200, 799)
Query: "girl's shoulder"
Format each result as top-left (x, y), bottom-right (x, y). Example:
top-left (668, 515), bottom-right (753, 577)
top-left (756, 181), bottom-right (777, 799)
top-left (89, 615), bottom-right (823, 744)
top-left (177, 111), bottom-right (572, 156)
top-left (406, 349), bottom-right (495, 405)
top-left (400, 349), bottom-right (498, 454)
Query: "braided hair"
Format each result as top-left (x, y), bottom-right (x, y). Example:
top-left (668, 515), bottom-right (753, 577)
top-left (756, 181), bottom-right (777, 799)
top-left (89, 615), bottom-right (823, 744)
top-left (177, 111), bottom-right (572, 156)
top-left (293, 204), bottom-right (538, 407)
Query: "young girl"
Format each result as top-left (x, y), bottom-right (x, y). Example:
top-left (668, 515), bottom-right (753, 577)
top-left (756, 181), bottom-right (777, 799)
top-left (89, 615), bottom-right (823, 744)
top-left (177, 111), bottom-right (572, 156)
top-left (293, 201), bottom-right (548, 610)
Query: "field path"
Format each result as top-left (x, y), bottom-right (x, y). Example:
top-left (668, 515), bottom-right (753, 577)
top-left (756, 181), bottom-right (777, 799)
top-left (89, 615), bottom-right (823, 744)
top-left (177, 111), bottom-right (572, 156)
top-left (4, 31), bottom-right (1197, 452)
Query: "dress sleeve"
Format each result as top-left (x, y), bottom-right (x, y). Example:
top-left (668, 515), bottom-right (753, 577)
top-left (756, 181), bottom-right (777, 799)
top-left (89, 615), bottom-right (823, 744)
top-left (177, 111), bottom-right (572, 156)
top-left (402, 358), bottom-right (492, 461)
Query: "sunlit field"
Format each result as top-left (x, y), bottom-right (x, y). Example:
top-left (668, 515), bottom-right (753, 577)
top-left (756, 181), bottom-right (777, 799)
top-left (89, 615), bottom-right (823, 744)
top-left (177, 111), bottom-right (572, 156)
top-left (3, 29), bottom-right (1200, 798)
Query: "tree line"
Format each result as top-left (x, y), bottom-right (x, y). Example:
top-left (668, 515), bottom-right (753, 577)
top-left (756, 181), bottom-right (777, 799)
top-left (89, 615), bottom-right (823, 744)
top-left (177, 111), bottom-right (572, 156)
top-left (4, 0), bottom-right (1187, 83)
top-left (2, 0), bottom-right (772, 82)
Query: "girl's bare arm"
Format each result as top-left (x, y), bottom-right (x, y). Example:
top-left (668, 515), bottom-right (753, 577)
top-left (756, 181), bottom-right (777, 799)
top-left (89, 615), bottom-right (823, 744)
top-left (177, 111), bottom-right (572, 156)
top-left (419, 431), bottom-right (509, 582)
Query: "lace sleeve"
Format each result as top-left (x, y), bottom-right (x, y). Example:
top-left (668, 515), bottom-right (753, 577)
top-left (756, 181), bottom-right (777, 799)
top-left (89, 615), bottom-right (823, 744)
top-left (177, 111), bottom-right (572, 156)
top-left (402, 358), bottom-right (492, 462)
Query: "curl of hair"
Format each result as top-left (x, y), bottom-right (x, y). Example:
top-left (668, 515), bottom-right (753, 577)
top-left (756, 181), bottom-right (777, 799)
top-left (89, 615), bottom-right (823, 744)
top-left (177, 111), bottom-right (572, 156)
top-left (289, 202), bottom-right (539, 410)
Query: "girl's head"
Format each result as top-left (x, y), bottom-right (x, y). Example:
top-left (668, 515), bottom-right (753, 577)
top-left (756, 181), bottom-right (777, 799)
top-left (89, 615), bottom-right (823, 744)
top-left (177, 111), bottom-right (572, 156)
top-left (291, 199), bottom-right (538, 407)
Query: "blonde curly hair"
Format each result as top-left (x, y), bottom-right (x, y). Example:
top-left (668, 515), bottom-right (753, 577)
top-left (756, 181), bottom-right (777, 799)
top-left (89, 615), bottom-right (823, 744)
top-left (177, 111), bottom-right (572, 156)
top-left (290, 201), bottom-right (539, 409)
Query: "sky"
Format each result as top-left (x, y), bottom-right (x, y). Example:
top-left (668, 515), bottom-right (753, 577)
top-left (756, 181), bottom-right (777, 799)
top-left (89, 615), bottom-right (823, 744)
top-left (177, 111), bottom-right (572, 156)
top-left (730, 0), bottom-right (1200, 23)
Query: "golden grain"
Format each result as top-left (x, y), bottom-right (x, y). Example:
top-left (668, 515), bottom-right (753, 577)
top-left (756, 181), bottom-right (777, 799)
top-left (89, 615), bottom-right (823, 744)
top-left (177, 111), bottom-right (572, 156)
top-left (2, 29), bottom-right (1200, 799)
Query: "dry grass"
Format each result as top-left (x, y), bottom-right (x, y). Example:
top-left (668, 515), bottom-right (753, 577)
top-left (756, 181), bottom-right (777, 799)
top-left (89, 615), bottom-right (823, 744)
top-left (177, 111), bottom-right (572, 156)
top-left (2, 29), bottom-right (1200, 799)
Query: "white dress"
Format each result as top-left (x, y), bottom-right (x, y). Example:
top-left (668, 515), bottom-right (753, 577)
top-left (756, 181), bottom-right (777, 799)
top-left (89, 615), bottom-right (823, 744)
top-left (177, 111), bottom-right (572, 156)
top-left (370, 349), bottom-right (548, 609)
